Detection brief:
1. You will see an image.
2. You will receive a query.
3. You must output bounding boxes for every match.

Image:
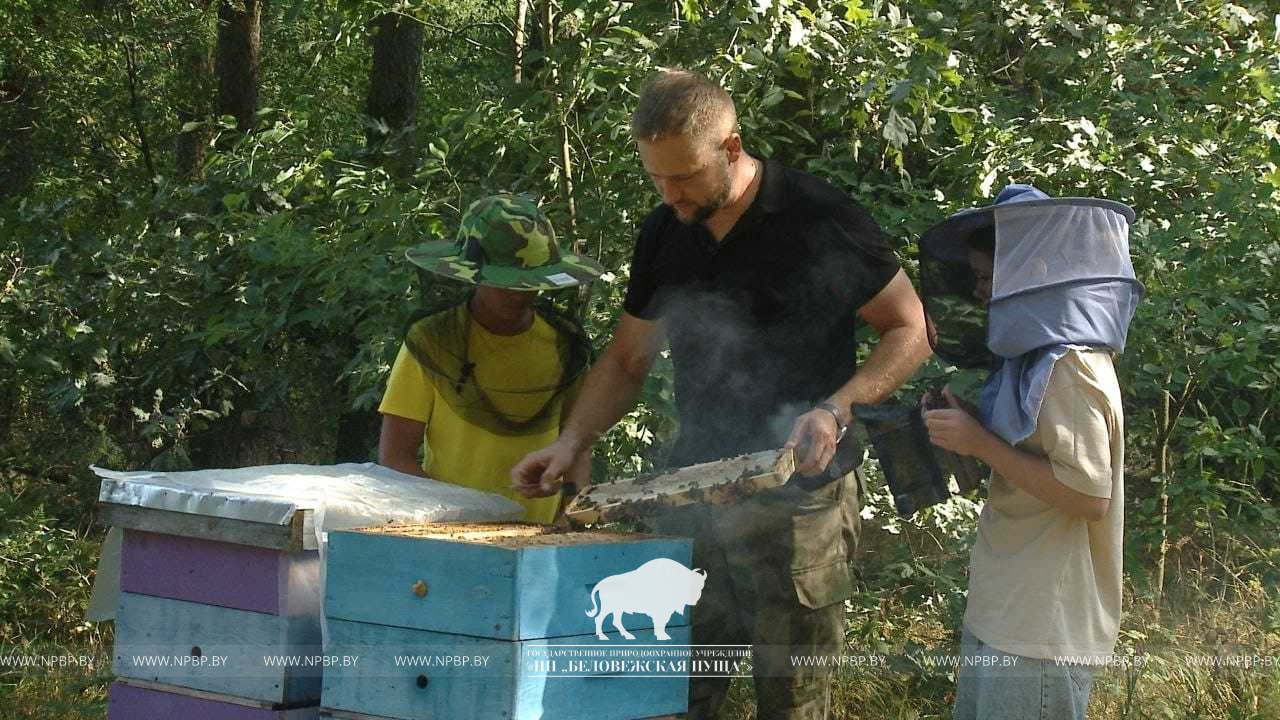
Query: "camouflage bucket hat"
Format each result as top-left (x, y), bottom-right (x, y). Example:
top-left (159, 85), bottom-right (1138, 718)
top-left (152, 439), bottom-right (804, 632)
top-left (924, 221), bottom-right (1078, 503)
top-left (405, 194), bottom-right (606, 290)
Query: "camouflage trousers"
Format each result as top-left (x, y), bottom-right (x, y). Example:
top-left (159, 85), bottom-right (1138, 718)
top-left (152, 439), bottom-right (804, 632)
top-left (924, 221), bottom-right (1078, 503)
top-left (651, 471), bottom-right (862, 720)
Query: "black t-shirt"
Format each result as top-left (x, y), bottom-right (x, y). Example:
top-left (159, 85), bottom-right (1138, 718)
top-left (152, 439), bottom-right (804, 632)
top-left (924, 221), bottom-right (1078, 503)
top-left (623, 159), bottom-right (900, 466)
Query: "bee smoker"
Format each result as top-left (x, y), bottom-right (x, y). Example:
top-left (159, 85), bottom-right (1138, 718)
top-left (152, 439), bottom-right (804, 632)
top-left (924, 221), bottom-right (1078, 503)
top-left (854, 394), bottom-right (985, 517)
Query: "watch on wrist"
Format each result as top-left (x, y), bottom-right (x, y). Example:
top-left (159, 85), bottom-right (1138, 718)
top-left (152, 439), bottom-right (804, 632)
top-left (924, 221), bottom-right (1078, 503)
top-left (816, 401), bottom-right (849, 442)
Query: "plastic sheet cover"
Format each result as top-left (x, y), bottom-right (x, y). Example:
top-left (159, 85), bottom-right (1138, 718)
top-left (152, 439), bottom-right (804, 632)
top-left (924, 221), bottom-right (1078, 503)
top-left (95, 462), bottom-right (525, 538)
top-left (88, 463), bottom-right (524, 626)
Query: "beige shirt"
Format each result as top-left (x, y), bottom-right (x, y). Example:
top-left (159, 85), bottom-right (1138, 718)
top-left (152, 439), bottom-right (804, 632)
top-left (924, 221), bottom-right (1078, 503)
top-left (963, 349), bottom-right (1124, 662)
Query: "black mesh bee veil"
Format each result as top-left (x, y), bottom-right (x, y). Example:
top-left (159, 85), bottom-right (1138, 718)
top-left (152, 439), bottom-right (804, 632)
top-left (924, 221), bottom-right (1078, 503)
top-left (401, 276), bottom-right (593, 437)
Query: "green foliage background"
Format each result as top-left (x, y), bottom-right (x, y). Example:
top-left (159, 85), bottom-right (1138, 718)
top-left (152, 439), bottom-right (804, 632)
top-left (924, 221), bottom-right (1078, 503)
top-left (1, 1), bottom-right (1277, 717)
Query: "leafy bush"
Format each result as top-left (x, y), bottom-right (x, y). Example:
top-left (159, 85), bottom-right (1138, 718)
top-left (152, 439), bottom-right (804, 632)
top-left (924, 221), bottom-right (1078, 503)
top-left (1, 1), bottom-right (1277, 716)
top-left (0, 498), bottom-right (104, 650)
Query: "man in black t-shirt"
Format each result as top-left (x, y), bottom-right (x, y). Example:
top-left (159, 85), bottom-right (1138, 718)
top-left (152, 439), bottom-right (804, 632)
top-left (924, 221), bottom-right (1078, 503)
top-left (512, 70), bottom-right (930, 719)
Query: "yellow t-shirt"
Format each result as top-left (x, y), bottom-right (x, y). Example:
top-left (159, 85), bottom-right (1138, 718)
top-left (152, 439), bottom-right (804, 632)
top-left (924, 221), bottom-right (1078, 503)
top-left (378, 308), bottom-right (570, 524)
top-left (963, 349), bottom-right (1125, 662)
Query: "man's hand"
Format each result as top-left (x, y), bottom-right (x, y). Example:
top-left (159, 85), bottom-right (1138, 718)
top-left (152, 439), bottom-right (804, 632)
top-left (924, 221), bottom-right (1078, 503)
top-left (511, 438), bottom-right (582, 498)
top-left (923, 387), bottom-right (992, 458)
top-left (785, 406), bottom-right (844, 477)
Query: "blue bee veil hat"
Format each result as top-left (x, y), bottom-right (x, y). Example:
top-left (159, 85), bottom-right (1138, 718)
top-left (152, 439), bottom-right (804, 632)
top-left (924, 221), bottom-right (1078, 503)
top-left (919, 185), bottom-right (1143, 443)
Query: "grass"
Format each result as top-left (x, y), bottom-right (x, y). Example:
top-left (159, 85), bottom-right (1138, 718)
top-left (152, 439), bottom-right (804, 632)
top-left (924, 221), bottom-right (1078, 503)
top-left (0, 645), bottom-right (111, 720)
top-left (712, 492), bottom-right (1280, 720)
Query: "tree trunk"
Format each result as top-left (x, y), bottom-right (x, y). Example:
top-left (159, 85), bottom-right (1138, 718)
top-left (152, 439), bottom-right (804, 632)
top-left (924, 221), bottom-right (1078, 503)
top-left (525, 0), bottom-right (548, 78)
top-left (1154, 372), bottom-right (1194, 616)
top-left (364, 12), bottom-right (424, 146)
top-left (333, 402), bottom-right (381, 464)
top-left (536, 3), bottom-right (577, 234)
top-left (513, 0), bottom-right (528, 84)
top-left (0, 65), bottom-right (41, 199)
top-left (216, 0), bottom-right (261, 132)
top-left (176, 3), bottom-right (215, 179)
top-left (334, 13), bottom-right (424, 463)
top-left (557, 118), bottom-right (576, 234)
top-left (536, 1), bottom-right (554, 71)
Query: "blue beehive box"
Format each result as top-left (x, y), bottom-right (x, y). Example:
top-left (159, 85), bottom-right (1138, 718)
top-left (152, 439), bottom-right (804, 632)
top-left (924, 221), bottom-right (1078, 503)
top-left (322, 522), bottom-right (697, 720)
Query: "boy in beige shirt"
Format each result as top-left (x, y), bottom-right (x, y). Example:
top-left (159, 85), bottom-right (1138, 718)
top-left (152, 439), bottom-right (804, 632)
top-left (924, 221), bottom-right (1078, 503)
top-left (921, 186), bottom-right (1140, 719)
top-left (928, 348), bottom-right (1123, 719)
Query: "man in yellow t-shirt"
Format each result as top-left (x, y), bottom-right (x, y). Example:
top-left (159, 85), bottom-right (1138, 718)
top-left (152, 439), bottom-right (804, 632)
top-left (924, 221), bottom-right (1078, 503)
top-left (378, 194), bottom-right (605, 524)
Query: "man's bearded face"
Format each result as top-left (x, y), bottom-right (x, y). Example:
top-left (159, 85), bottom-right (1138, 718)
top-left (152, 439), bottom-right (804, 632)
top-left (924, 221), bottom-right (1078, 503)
top-left (637, 135), bottom-right (733, 225)
top-left (674, 156), bottom-right (731, 225)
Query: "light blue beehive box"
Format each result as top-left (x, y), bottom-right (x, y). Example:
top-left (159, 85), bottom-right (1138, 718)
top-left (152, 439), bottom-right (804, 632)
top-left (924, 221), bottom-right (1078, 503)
top-left (322, 523), bottom-right (696, 720)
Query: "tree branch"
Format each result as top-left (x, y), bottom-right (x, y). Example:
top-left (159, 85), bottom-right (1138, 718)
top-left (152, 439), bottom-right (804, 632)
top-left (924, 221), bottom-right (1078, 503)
top-left (123, 42), bottom-right (158, 195)
top-left (1, 252), bottom-right (24, 299)
top-left (416, 17), bottom-right (508, 58)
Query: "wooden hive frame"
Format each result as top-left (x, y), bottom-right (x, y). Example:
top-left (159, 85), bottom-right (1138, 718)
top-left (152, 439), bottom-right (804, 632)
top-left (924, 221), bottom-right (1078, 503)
top-left (564, 448), bottom-right (795, 524)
